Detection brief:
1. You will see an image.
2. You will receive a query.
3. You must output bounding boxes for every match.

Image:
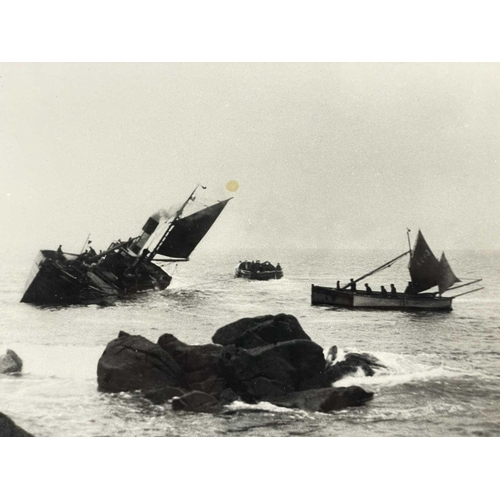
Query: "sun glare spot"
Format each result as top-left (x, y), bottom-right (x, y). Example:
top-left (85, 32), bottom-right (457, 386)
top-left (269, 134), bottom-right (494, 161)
top-left (226, 180), bottom-right (239, 192)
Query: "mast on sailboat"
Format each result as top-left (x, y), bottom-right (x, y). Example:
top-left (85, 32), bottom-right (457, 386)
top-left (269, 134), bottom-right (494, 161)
top-left (344, 229), bottom-right (481, 298)
top-left (341, 250), bottom-right (410, 290)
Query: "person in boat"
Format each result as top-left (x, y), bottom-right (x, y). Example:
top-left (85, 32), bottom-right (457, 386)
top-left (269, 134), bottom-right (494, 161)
top-left (365, 283), bottom-right (372, 294)
top-left (276, 263), bottom-right (282, 271)
top-left (336, 280), bottom-right (340, 290)
top-left (381, 285), bottom-right (388, 296)
top-left (404, 281), bottom-right (417, 295)
top-left (349, 279), bottom-right (356, 293)
top-left (390, 284), bottom-right (397, 296)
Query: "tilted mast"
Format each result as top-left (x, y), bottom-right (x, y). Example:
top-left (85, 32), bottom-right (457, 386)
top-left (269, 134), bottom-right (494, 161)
top-left (146, 185), bottom-right (232, 263)
top-left (147, 185), bottom-right (203, 262)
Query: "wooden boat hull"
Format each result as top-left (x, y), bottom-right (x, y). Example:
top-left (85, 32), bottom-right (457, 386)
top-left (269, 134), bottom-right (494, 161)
top-left (235, 269), bottom-right (284, 280)
top-left (311, 285), bottom-right (453, 311)
top-left (21, 252), bottom-right (119, 306)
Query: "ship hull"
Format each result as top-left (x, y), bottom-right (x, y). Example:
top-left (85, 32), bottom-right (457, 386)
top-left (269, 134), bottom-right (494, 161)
top-left (311, 285), bottom-right (453, 311)
top-left (21, 250), bottom-right (171, 306)
top-left (21, 252), bottom-right (119, 306)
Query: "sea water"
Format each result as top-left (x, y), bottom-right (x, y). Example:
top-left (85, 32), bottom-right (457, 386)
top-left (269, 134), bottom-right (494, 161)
top-left (0, 248), bottom-right (499, 436)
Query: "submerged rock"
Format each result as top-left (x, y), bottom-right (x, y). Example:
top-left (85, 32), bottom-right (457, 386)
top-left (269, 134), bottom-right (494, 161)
top-left (212, 313), bottom-right (311, 349)
top-left (0, 412), bottom-right (33, 437)
top-left (0, 349), bottom-right (23, 374)
top-left (171, 391), bottom-right (221, 413)
top-left (266, 386), bottom-right (374, 413)
top-left (325, 346), bottom-right (386, 384)
top-left (97, 331), bottom-right (185, 392)
top-left (143, 386), bottom-right (185, 405)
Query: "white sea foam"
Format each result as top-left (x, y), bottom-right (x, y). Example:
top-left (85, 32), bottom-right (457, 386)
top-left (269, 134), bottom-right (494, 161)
top-left (332, 350), bottom-right (466, 388)
top-left (226, 400), bottom-right (313, 418)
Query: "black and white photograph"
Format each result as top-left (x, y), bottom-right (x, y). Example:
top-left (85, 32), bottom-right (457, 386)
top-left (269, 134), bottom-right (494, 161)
top-left (2, 59), bottom-right (498, 437)
top-left (0, 2), bottom-right (498, 497)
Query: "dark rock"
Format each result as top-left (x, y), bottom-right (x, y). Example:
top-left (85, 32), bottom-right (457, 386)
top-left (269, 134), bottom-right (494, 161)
top-left (212, 313), bottom-right (311, 349)
top-left (325, 362), bottom-right (366, 383)
top-left (0, 412), bottom-right (33, 437)
top-left (219, 388), bottom-right (239, 405)
top-left (0, 349), bottom-right (23, 374)
top-left (97, 333), bottom-right (186, 392)
top-left (171, 391), bottom-right (221, 413)
top-left (190, 376), bottom-right (227, 397)
top-left (158, 333), bottom-right (223, 372)
top-left (325, 348), bottom-right (386, 384)
top-left (345, 352), bottom-right (386, 369)
top-left (218, 339), bottom-right (327, 401)
top-left (157, 333), bottom-right (227, 397)
top-left (265, 386), bottom-right (374, 413)
top-left (320, 386), bottom-right (374, 412)
top-left (144, 386), bottom-right (185, 405)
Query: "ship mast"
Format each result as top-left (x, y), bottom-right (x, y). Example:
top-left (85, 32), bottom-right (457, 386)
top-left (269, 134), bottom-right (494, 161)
top-left (406, 228), bottom-right (413, 257)
top-left (146, 185), bottom-right (204, 262)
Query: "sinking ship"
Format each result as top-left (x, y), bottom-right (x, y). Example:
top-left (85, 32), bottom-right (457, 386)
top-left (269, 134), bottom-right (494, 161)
top-left (21, 186), bottom-right (231, 306)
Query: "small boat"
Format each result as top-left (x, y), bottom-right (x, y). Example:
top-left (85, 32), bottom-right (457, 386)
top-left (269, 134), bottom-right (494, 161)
top-left (311, 230), bottom-right (483, 311)
top-left (21, 186), bottom-right (231, 306)
top-left (235, 260), bottom-right (283, 280)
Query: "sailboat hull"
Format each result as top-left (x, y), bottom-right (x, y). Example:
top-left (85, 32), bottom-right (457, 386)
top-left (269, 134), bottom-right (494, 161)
top-left (311, 285), bottom-right (453, 311)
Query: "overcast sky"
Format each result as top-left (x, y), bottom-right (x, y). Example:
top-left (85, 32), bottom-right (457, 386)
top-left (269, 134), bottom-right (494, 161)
top-left (1, 63), bottom-right (499, 259)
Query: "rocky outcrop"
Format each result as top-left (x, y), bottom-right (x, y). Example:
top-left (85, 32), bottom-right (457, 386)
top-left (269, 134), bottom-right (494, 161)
top-left (96, 315), bottom-right (378, 415)
top-left (157, 333), bottom-right (227, 399)
top-left (97, 331), bottom-right (185, 392)
top-left (212, 313), bottom-right (311, 349)
top-left (0, 349), bottom-right (23, 374)
top-left (218, 339), bottom-right (327, 402)
top-left (0, 412), bottom-right (33, 437)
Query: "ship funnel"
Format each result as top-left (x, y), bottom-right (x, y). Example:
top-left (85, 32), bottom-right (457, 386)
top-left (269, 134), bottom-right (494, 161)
top-left (130, 216), bottom-right (160, 254)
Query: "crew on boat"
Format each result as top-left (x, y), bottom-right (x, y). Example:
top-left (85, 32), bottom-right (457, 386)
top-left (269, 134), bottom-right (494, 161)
top-left (336, 280), bottom-right (341, 290)
top-left (365, 283), bottom-right (372, 294)
top-left (381, 285), bottom-right (388, 296)
top-left (390, 284), bottom-right (397, 296)
top-left (349, 278), bottom-right (356, 293)
top-left (404, 281), bottom-right (417, 295)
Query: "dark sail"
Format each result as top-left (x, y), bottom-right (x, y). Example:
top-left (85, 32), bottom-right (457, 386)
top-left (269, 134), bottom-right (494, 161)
top-left (438, 252), bottom-right (460, 294)
top-left (408, 230), bottom-right (440, 293)
top-left (154, 199), bottom-right (230, 259)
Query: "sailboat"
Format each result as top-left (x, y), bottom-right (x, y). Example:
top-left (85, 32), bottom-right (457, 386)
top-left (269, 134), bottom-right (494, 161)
top-left (21, 186), bottom-right (231, 306)
top-left (311, 230), bottom-right (483, 311)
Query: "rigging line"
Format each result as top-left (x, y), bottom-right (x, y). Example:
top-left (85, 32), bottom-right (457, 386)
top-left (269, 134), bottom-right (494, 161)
top-left (341, 250), bottom-right (410, 289)
top-left (449, 287), bottom-right (484, 299)
top-left (446, 278), bottom-right (483, 292)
